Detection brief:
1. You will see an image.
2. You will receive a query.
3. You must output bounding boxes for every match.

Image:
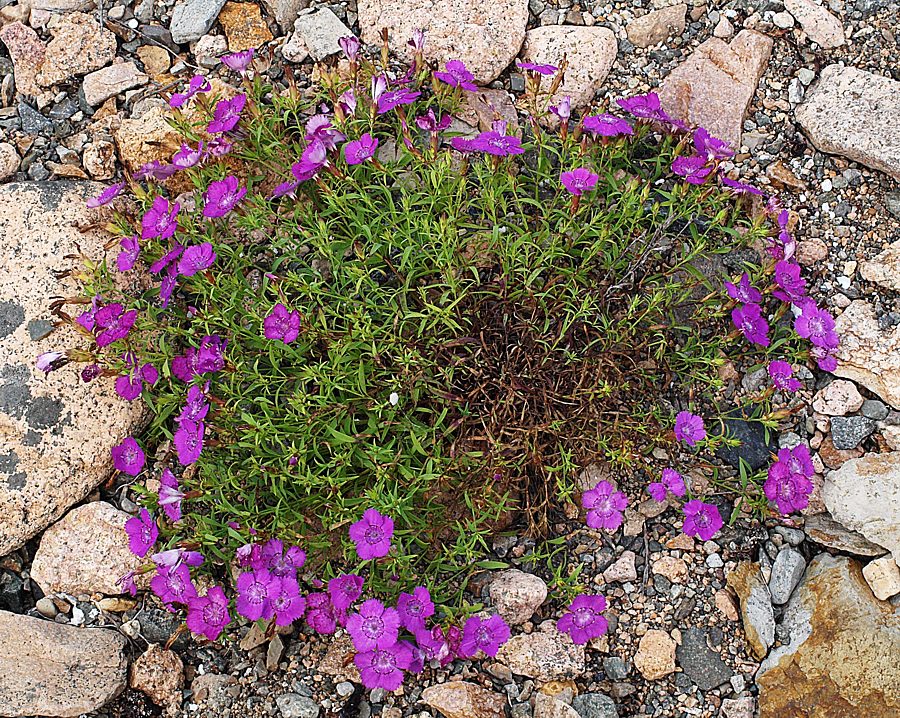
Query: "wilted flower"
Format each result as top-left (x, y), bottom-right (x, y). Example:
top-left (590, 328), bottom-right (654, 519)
top-left (810, 344), bottom-right (838, 373)
top-left (117, 235), bottom-right (140, 272)
top-left (141, 196), bottom-right (180, 240)
top-left (87, 182), bottom-right (125, 208)
top-left (306, 114), bottom-right (346, 150)
top-left (732, 302), bottom-right (770, 347)
top-left (407, 29), bottom-right (425, 53)
top-left (582, 480), bottom-right (628, 531)
top-left (459, 614), bottom-right (510, 658)
top-left (415, 109), bottom-right (452, 134)
top-left (434, 59), bottom-right (478, 91)
top-left (36, 351), bottom-right (66, 374)
top-left (681, 500), bottom-right (723, 541)
top-left (186, 585), bottom-right (231, 640)
top-left (516, 61), bottom-right (558, 75)
top-left (720, 175), bottom-right (764, 196)
top-left (339, 35), bottom-right (360, 61)
top-left (134, 160), bottom-right (178, 182)
top-left (549, 96), bottom-right (572, 122)
top-left (203, 176), bottom-right (246, 218)
top-left (672, 155), bottom-right (713, 185)
top-left (674, 411), bottom-right (706, 447)
top-left (305, 592), bottom-right (338, 634)
top-left (344, 133), bottom-right (380, 165)
top-left (556, 594), bottom-right (608, 645)
top-left (347, 599), bottom-right (401, 651)
top-left (560, 168), bottom-right (599, 197)
top-left (158, 468), bottom-right (185, 522)
top-left (349, 508), bottom-right (394, 559)
top-left (124, 507), bottom-right (157, 556)
top-left (724, 273), bottom-right (762, 304)
top-left (207, 94), bottom-right (247, 134)
top-left (221, 48), bottom-right (254, 74)
top-left (582, 114), bottom-right (633, 138)
top-left (170, 74), bottom-right (211, 108)
top-left (692, 127), bottom-right (733, 161)
top-left (338, 88), bottom-right (357, 116)
top-left (328, 573), bottom-right (364, 613)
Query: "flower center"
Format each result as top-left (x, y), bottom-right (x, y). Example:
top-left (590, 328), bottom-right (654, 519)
top-left (247, 581), bottom-right (267, 604)
top-left (573, 607), bottom-right (593, 628)
top-left (695, 512), bottom-right (710, 528)
top-left (362, 615), bottom-right (384, 639)
top-left (372, 649), bottom-right (396, 674)
top-left (203, 602), bottom-right (224, 626)
top-left (364, 525), bottom-right (384, 544)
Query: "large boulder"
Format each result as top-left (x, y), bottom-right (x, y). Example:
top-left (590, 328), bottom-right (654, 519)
top-left (0, 609), bottom-right (128, 717)
top-left (823, 452), bottom-right (900, 564)
top-left (357, 0), bottom-right (529, 85)
top-left (658, 30), bottom-right (772, 150)
top-left (833, 300), bottom-right (900, 409)
top-left (757, 554), bottom-right (900, 717)
top-left (796, 65), bottom-right (900, 181)
top-left (0, 182), bottom-right (146, 555)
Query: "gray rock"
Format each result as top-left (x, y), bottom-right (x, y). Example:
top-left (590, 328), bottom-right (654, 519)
top-left (602, 656), bottom-right (628, 680)
top-left (726, 562), bottom-right (775, 659)
top-left (290, 9), bottom-right (352, 61)
top-left (276, 693), bottom-right (320, 718)
top-left (774, 526), bottom-right (805, 546)
top-left (0, 609), bottom-right (128, 717)
top-left (886, 192), bottom-right (900, 221)
top-left (572, 693), bottom-right (619, 718)
top-left (861, 399), bottom-right (889, 421)
top-left (675, 628), bottom-right (733, 690)
top-left (18, 103), bottom-right (52, 135)
top-left (169, 0), bottom-right (228, 44)
top-left (796, 65), bottom-right (900, 181)
top-left (0, 571), bottom-right (25, 613)
top-left (830, 415), bottom-right (875, 449)
top-left (804, 512), bottom-right (887, 557)
top-left (716, 409), bottom-right (778, 471)
top-left (768, 547), bottom-right (806, 604)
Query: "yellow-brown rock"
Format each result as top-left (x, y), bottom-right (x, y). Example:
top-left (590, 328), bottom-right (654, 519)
top-left (219, 1), bottom-right (273, 52)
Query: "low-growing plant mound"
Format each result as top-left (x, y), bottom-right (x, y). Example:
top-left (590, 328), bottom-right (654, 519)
top-left (40, 37), bottom-right (839, 683)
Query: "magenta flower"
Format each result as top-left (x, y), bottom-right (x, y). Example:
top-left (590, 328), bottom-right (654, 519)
top-left (672, 155), bottom-right (713, 185)
top-left (207, 94), bottom-right (247, 134)
top-left (682, 500), bottom-right (723, 541)
top-left (135, 160), bottom-right (178, 182)
top-left (764, 450), bottom-right (814, 515)
top-left (179, 384), bottom-right (210, 424)
top-left (158, 468), bottom-right (185, 522)
top-left (174, 419), bottom-right (204, 465)
top-left (450, 136), bottom-right (477, 154)
top-left (221, 48), bottom-right (254, 74)
top-left (112, 436), bottom-right (146, 476)
top-left (150, 563), bottom-right (198, 606)
top-left (397, 586), bottom-right (435, 631)
top-left (376, 88), bottom-right (421, 115)
top-left (186, 586), bottom-right (231, 640)
top-left (470, 131), bottom-right (524, 156)
top-left (582, 480), bottom-right (628, 531)
top-left (344, 133), bottom-right (379, 165)
top-left (347, 599), bottom-right (401, 652)
top-left (206, 136), bottom-right (234, 158)
top-left (810, 344), bottom-right (838, 373)
top-left (271, 576), bottom-right (307, 627)
top-left (459, 614), bottom-right (511, 658)
top-left (692, 127), bottom-right (733, 160)
top-left (235, 569), bottom-right (277, 621)
top-left (328, 574), bottom-right (364, 613)
top-left (263, 303), bottom-right (301, 344)
top-left (170, 74), bottom-right (211, 108)
top-left (339, 35), bottom-right (360, 61)
top-left (415, 109), bottom-right (452, 134)
top-left (306, 114), bottom-right (346, 150)
top-left (349, 508), bottom-right (394, 560)
top-left (583, 114), bottom-right (634, 138)
top-left (305, 592), bottom-right (338, 634)
top-left (124, 507), bottom-right (157, 557)
top-left (724, 273), bottom-right (762, 304)
top-left (674, 411), bottom-right (706, 447)
top-left (516, 61), bottom-right (558, 75)
top-left (203, 176), bottom-right (246, 218)
top-left (560, 168), bottom-right (599, 197)
top-left (355, 643), bottom-right (414, 691)
top-left (414, 624), bottom-right (455, 666)
top-left (732, 303), bottom-right (770, 347)
top-left (172, 142), bottom-right (204, 170)
top-left (261, 539), bottom-right (307, 578)
top-left (773, 261), bottom-right (807, 303)
top-left (720, 176), bottom-right (763, 196)
top-left (794, 300), bottom-right (839, 349)
top-left (178, 242), bottom-right (217, 277)
top-left (768, 360), bottom-right (801, 392)
top-left (339, 88), bottom-right (357, 116)
top-left (649, 468), bottom-right (686, 501)
top-left (150, 242), bottom-right (184, 274)
top-left (141, 196), bottom-right (180, 240)
top-left (616, 93), bottom-right (669, 122)
top-left (117, 235), bottom-right (140, 272)
top-left (87, 181), bottom-right (125, 208)
top-left (95, 303), bottom-right (137, 347)
top-left (434, 59), bottom-right (478, 91)
top-left (152, 547), bottom-right (204, 569)
top-left (556, 594), bottom-right (608, 645)
top-left (115, 373), bottom-right (142, 401)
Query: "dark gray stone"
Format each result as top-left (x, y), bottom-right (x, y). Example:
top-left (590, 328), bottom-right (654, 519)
top-left (602, 656), bottom-right (628, 680)
top-left (572, 693), bottom-right (619, 718)
top-left (716, 409), bottom-right (778, 471)
top-left (26, 319), bottom-right (54, 341)
top-left (169, 0), bottom-right (228, 43)
top-left (861, 399), bottom-right (889, 421)
top-left (675, 628), bottom-right (734, 690)
top-left (18, 103), bottom-right (52, 135)
top-left (830, 416), bottom-right (875, 449)
top-left (0, 571), bottom-right (25, 613)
